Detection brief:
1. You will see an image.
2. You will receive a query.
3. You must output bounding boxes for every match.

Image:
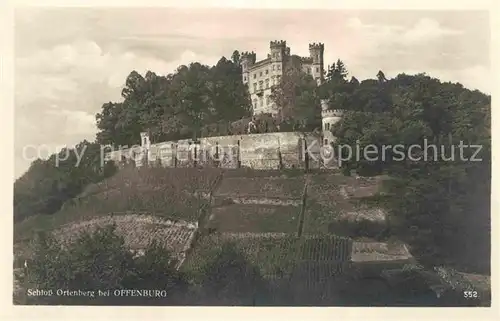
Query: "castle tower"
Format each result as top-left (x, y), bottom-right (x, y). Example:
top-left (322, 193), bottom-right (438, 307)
top-left (309, 43), bottom-right (325, 85)
top-left (140, 131), bottom-right (151, 148)
top-left (270, 40), bottom-right (286, 77)
top-left (140, 131), bottom-right (151, 166)
top-left (270, 40), bottom-right (287, 62)
top-left (320, 99), bottom-right (343, 145)
top-left (240, 51), bottom-right (256, 84)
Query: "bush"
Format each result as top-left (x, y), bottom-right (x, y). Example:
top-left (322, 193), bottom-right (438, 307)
top-left (17, 225), bottom-right (188, 305)
top-left (187, 241), bottom-right (271, 305)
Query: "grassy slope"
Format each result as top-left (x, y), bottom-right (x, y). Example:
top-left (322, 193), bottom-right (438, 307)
top-left (14, 167), bottom-right (222, 243)
top-left (209, 204), bottom-right (300, 233)
top-left (303, 173), bottom-right (387, 235)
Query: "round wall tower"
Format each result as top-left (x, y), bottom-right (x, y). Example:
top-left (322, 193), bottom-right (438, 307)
top-left (321, 99), bottom-right (343, 145)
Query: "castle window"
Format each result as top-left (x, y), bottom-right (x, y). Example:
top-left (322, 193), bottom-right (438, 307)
top-left (253, 83), bottom-right (257, 91)
top-left (317, 54), bottom-right (319, 60)
top-left (265, 79), bottom-right (269, 88)
top-left (324, 139), bottom-right (328, 145)
top-left (326, 123), bottom-right (331, 130)
top-left (253, 74), bottom-right (256, 79)
top-left (316, 67), bottom-right (319, 72)
top-left (259, 80), bottom-right (263, 90)
top-left (265, 69), bottom-right (269, 75)
top-left (307, 67), bottom-right (311, 74)
top-left (243, 76), bottom-right (246, 81)
top-left (272, 65), bottom-right (275, 70)
top-left (260, 71), bottom-right (263, 76)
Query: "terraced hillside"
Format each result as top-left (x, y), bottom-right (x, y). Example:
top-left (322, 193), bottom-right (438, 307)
top-left (54, 215), bottom-right (197, 257)
top-left (208, 171), bottom-right (306, 235)
top-left (14, 167), bottom-right (222, 243)
top-left (16, 167), bottom-right (488, 305)
top-left (303, 173), bottom-right (388, 235)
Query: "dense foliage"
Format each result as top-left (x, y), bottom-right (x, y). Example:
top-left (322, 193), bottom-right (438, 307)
top-left (14, 48), bottom-right (491, 278)
top-left (14, 51), bottom-right (252, 221)
top-left (270, 55), bottom-right (322, 130)
top-left (15, 226), bottom-right (270, 305)
top-left (16, 225), bottom-right (188, 305)
top-left (96, 53), bottom-right (252, 146)
top-left (324, 70), bottom-right (491, 273)
top-left (14, 141), bottom-right (117, 222)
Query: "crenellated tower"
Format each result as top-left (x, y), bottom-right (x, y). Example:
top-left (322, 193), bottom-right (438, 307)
top-left (241, 51), bottom-right (256, 84)
top-left (270, 40), bottom-right (287, 62)
top-left (309, 43), bottom-right (325, 85)
top-left (320, 99), bottom-right (344, 145)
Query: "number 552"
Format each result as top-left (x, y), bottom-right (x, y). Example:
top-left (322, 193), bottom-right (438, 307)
top-left (463, 290), bottom-right (478, 298)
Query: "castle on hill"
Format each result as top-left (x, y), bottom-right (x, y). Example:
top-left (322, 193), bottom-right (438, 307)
top-left (241, 40), bottom-right (342, 145)
top-left (241, 40), bottom-right (325, 115)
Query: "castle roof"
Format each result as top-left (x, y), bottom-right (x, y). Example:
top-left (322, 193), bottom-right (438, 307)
top-left (248, 57), bottom-right (271, 70)
top-left (299, 56), bottom-right (313, 63)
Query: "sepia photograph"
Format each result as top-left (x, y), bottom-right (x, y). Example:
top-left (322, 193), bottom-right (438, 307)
top-left (11, 5), bottom-right (491, 308)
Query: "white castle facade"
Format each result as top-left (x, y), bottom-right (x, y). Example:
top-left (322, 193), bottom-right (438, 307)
top-left (241, 40), bottom-right (325, 115)
top-left (241, 40), bottom-right (343, 145)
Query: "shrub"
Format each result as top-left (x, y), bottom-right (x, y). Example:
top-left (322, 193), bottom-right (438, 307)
top-left (17, 225), bottom-right (188, 305)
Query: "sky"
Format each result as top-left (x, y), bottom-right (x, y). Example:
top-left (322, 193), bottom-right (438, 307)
top-left (14, 8), bottom-right (490, 178)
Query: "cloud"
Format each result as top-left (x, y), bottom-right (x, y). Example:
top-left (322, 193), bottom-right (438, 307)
top-left (402, 18), bottom-right (463, 45)
top-left (14, 36), bottom-right (226, 178)
top-left (344, 16), bottom-right (463, 53)
top-left (45, 108), bottom-right (97, 136)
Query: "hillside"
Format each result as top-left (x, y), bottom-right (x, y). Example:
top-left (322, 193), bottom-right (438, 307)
top-left (13, 56), bottom-right (491, 305)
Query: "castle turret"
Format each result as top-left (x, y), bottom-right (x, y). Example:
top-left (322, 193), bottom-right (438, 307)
top-left (321, 99), bottom-right (329, 112)
top-left (320, 99), bottom-right (343, 145)
top-left (140, 131), bottom-right (151, 148)
top-left (241, 51), bottom-right (256, 84)
top-left (139, 131), bottom-right (151, 166)
top-left (309, 43), bottom-right (325, 85)
top-left (270, 40), bottom-right (287, 62)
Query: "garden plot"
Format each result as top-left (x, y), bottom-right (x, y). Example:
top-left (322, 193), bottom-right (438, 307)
top-left (182, 233), bottom-right (300, 277)
top-left (303, 173), bottom-right (387, 234)
top-left (54, 214), bottom-right (197, 258)
top-left (215, 176), bottom-right (305, 200)
top-left (351, 241), bottom-right (413, 262)
top-left (208, 204), bottom-right (300, 233)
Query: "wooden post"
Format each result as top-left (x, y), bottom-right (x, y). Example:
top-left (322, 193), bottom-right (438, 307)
top-left (304, 138), bottom-right (309, 172)
top-left (237, 140), bottom-right (241, 168)
top-left (277, 137), bottom-right (283, 170)
top-left (173, 143), bottom-right (178, 167)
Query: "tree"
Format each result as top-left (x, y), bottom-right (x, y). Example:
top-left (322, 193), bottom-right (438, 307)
top-left (18, 225), bottom-right (188, 305)
top-left (231, 50), bottom-right (241, 66)
top-left (376, 70), bottom-right (388, 83)
top-left (331, 72), bottom-right (491, 273)
top-left (14, 141), bottom-right (117, 222)
top-left (325, 59), bottom-right (349, 83)
top-left (191, 241), bottom-right (270, 305)
top-left (270, 55), bottom-right (321, 130)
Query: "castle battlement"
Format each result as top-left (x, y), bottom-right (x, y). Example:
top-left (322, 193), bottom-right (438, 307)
top-left (270, 40), bottom-right (287, 48)
top-left (322, 109), bottom-right (345, 118)
top-left (309, 42), bottom-right (324, 50)
top-left (241, 51), bottom-right (256, 61)
top-left (242, 40), bottom-right (326, 115)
